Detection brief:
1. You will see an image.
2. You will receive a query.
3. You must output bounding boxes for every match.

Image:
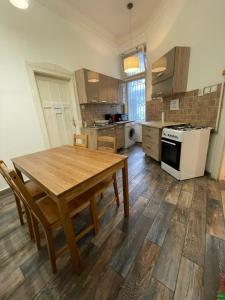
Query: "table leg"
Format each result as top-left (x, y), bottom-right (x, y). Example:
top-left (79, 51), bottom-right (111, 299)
top-left (57, 196), bottom-right (82, 273)
top-left (122, 159), bottom-right (129, 218)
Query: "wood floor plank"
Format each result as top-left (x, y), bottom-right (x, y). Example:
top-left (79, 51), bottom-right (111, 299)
top-left (117, 195), bottom-right (149, 233)
top-left (116, 240), bottom-right (160, 300)
top-left (153, 221), bottom-right (186, 291)
top-left (207, 198), bottom-right (225, 240)
top-left (92, 205), bottom-right (125, 248)
top-left (204, 234), bottom-right (225, 300)
top-left (146, 202), bottom-right (175, 246)
top-left (190, 184), bottom-right (207, 213)
top-left (181, 179), bottom-right (195, 194)
top-left (165, 181), bottom-right (182, 205)
top-left (174, 257), bottom-right (203, 300)
top-left (208, 179), bottom-right (221, 201)
top-left (141, 277), bottom-right (174, 300)
top-left (0, 268), bottom-right (24, 299)
top-left (172, 190), bottom-right (193, 225)
top-left (111, 215), bottom-right (154, 278)
top-left (183, 209), bottom-right (206, 266)
top-left (143, 187), bottom-right (168, 219)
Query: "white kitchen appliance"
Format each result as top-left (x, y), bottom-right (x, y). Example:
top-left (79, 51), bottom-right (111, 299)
top-left (124, 122), bottom-right (136, 148)
top-left (161, 125), bottom-right (211, 180)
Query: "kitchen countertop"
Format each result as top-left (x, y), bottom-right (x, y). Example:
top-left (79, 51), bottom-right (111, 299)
top-left (83, 120), bottom-right (133, 130)
top-left (138, 121), bottom-right (186, 129)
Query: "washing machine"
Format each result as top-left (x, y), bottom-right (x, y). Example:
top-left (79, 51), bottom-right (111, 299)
top-left (124, 122), bottom-right (136, 148)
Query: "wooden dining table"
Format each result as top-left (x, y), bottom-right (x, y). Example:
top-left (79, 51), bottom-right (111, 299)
top-left (12, 145), bottom-right (129, 272)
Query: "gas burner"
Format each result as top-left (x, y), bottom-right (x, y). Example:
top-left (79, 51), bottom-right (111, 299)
top-left (168, 124), bottom-right (206, 131)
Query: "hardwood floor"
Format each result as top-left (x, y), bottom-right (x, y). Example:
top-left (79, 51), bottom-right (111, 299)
top-left (1, 144), bottom-right (225, 299)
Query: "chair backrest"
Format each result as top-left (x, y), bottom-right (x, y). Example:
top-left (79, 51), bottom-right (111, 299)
top-left (0, 160), bottom-right (48, 227)
top-left (97, 136), bottom-right (116, 153)
top-left (73, 134), bottom-right (88, 148)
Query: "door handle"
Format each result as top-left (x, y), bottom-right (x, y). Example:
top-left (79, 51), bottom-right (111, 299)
top-left (161, 139), bottom-right (176, 146)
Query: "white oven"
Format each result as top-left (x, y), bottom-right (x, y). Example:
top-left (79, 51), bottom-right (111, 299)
top-left (161, 126), bottom-right (211, 180)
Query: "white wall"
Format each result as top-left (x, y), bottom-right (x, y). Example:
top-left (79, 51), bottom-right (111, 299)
top-left (0, 1), bottom-right (120, 191)
top-left (119, 0), bottom-right (225, 178)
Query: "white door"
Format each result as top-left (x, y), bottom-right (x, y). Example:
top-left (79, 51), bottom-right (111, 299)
top-left (35, 74), bottom-right (75, 147)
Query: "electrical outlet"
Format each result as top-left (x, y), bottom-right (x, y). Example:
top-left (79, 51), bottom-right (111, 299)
top-left (203, 86), bottom-right (211, 94)
top-left (211, 85), bottom-right (217, 92)
top-left (198, 89), bottom-right (203, 96)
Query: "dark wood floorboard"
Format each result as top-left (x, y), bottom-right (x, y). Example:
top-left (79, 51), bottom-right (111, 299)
top-left (0, 144), bottom-right (224, 299)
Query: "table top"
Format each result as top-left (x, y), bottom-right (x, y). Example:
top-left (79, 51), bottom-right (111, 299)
top-left (12, 145), bottom-right (127, 197)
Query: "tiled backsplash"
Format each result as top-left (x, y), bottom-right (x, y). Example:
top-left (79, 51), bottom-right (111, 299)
top-left (80, 104), bottom-right (124, 125)
top-left (146, 84), bottom-right (221, 128)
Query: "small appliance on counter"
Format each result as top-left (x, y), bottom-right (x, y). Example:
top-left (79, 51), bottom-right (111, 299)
top-left (105, 113), bottom-right (128, 123)
top-left (161, 124), bottom-right (211, 180)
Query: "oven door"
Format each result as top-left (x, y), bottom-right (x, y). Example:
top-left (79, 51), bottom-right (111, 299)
top-left (161, 138), bottom-right (181, 171)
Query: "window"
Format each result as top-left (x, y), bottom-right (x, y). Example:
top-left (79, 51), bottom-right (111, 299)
top-left (127, 78), bottom-right (146, 121)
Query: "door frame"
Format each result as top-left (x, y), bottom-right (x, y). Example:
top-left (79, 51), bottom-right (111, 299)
top-left (27, 62), bottom-right (82, 148)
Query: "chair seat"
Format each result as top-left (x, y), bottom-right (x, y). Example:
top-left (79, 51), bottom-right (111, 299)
top-left (37, 177), bottom-right (114, 226)
top-left (25, 181), bottom-right (45, 200)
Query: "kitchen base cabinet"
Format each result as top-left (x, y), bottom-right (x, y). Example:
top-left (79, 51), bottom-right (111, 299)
top-left (82, 124), bottom-right (125, 151)
top-left (116, 125), bottom-right (125, 150)
top-left (142, 125), bottom-right (161, 161)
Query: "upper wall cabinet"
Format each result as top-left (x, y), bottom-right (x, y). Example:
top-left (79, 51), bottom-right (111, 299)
top-left (152, 47), bottom-right (190, 98)
top-left (75, 68), bottom-right (123, 104)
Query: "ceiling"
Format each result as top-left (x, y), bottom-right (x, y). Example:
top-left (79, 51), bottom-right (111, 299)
top-left (38, 0), bottom-right (160, 42)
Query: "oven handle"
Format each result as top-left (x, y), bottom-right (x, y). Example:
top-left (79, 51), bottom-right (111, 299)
top-left (161, 139), bottom-right (176, 146)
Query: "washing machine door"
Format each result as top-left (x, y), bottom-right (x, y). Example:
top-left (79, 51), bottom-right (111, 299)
top-left (129, 127), bottom-right (136, 141)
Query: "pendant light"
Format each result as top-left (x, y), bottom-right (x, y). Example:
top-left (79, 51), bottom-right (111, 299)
top-left (124, 2), bottom-right (140, 74)
top-left (87, 71), bottom-right (99, 83)
top-left (9, 0), bottom-right (30, 9)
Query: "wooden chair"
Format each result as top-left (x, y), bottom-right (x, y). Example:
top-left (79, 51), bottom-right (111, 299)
top-left (1, 163), bottom-right (99, 273)
top-left (97, 136), bottom-right (117, 153)
top-left (96, 136), bottom-right (119, 218)
top-left (0, 160), bottom-right (45, 237)
top-left (73, 134), bottom-right (88, 148)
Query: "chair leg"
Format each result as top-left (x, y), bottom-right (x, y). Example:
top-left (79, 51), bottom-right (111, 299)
top-left (24, 206), bottom-right (34, 240)
top-left (113, 173), bottom-right (120, 207)
top-left (45, 229), bottom-right (57, 273)
top-left (15, 195), bottom-right (25, 225)
top-left (31, 216), bottom-right (41, 250)
top-left (90, 198), bottom-right (99, 235)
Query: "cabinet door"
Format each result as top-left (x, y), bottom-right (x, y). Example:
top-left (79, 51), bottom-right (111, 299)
top-left (142, 126), bottom-right (161, 161)
top-left (118, 80), bottom-right (126, 104)
top-left (98, 74), bottom-right (108, 103)
top-left (84, 69), bottom-right (99, 103)
top-left (106, 77), bottom-right (118, 104)
top-left (152, 77), bottom-right (173, 98)
top-left (116, 125), bottom-right (125, 149)
top-left (75, 69), bottom-right (87, 104)
top-left (152, 48), bottom-right (175, 85)
top-left (97, 127), bottom-right (116, 137)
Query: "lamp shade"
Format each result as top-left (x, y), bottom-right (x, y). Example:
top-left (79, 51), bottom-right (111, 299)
top-left (9, 0), bottom-right (30, 9)
top-left (124, 55), bottom-right (140, 74)
top-left (87, 71), bottom-right (99, 83)
top-left (152, 56), bottom-right (167, 73)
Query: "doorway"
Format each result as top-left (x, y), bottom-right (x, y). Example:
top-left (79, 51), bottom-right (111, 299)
top-left (27, 63), bottom-right (81, 148)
